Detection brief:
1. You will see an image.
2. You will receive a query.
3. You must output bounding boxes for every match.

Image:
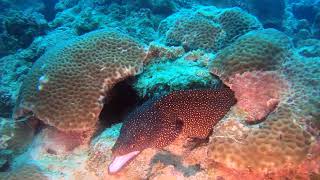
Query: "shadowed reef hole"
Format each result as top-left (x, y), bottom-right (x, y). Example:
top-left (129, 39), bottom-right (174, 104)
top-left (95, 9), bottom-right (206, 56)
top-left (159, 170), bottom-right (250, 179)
top-left (98, 77), bottom-right (142, 128)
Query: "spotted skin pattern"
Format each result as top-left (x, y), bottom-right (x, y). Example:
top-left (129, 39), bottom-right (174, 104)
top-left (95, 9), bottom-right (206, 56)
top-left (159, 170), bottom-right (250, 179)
top-left (112, 87), bottom-right (236, 157)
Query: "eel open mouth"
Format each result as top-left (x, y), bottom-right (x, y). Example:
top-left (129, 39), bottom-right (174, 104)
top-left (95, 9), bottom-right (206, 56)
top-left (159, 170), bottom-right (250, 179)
top-left (108, 151), bottom-right (140, 174)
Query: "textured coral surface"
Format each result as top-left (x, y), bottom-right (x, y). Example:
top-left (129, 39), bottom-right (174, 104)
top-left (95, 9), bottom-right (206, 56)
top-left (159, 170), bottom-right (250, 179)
top-left (210, 28), bottom-right (292, 81)
top-left (209, 106), bottom-right (314, 172)
top-left (165, 15), bottom-right (226, 51)
top-left (134, 55), bottom-right (216, 98)
top-left (218, 7), bottom-right (262, 42)
top-left (282, 57), bottom-right (320, 124)
top-left (228, 71), bottom-right (288, 123)
top-left (13, 29), bottom-right (146, 132)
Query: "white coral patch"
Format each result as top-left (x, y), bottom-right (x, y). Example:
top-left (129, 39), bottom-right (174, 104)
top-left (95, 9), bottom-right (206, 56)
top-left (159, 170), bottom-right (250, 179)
top-left (37, 75), bottom-right (49, 91)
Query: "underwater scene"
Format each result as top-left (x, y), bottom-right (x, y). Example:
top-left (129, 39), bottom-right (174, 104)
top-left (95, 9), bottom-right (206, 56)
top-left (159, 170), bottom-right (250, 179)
top-left (0, 0), bottom-right (319, 179)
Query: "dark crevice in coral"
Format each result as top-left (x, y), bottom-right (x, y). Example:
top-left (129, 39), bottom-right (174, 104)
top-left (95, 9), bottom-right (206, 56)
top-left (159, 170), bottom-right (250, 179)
top-left (0, 92), bottom-right (14, 118)
top-left (41, 0), bottom-right (59, 21)
top-left (263, 22), bottom-right (283, 31)
top-left (292, 3), bottom-right (319, 23)
top-left (209, 73), bottom-right (224, 89)
top-left (185, 137), bottom-right (210, 151)
top-left (0, 160), bottom-right (10, 172)
top-left (98, 77), bottom-right (142, 128)
top-left (33, 118), bottom-right (46, 135)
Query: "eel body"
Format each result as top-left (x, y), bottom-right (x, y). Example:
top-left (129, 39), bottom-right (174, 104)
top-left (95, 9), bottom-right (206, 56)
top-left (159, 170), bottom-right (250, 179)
top-left (109, 87), bottom-right (236, 173)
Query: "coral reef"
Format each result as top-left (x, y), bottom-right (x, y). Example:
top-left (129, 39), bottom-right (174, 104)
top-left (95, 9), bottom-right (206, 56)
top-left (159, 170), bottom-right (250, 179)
top-left (281, 56), bottom-right (320, 125)
top-left (55, 0), bottom-right (79, 12)
top-left (218, 7), bottom-right (262, 43)
top-left (0, 10), bottom-right (48, 58)
top-left (4, 11), bottom-right (47, 45)
top-left (34, 127), bottom-right (89, 154)
top-left (0, 1), bottom-right (319, 179)
top-left (0, 53), bottom-right (35, 118)
top-left (313, 12), bottom-right (320, 38)
top-left (208, 0), bottom-right (248, 9)
top-left (159, 6), bottom-right (262, 51)
top-left (246, 0), bottom-right (286, 29)
top-left (292, 2), bottom-right (318, 23)
top-left (207, 106), bottom-right (317, 177)
top-left (0, 27), bottom-right (77, 118)
top-left (205, 0), bottom-right (286, 29)
top-left (51, 0), bottom-right (163, 43)
top-left (296, 38), bottom-right (320, 57)
top-left (134, 52), bottom-right (217, 98)
top-left (14, 29), bottom-right (146, 132)
top-left (145, 42), bottom-right (185, 62)
top-left (165, 14), bottom-right (226, 51)
top-left (0, 91), bottom-right (14, 118)
top-left (209, 28), bottom-right (292, 81)
top-left (286, 0), bottom-right (320, 40)
top-left (0, 0), bottom-right (50, 56)
top-left (0, 117), bottom-right (37, 170)
top-left (228, 71), bottom-right (288, 123)
top-left (129, 0), bottom-right (178, 15)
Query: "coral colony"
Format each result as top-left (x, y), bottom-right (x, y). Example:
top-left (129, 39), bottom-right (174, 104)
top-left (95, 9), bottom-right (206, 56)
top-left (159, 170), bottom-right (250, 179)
top-left (0, 0), bottom-right (319, 179)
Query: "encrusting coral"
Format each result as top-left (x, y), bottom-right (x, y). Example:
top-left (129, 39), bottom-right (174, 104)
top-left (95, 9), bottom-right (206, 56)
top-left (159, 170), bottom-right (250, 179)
top-left (228, 71), bottom-right (289, 123)
top-left (13, 29), bottom-right (147, 132)
top-left (134, 55), bottom-right (218, 98)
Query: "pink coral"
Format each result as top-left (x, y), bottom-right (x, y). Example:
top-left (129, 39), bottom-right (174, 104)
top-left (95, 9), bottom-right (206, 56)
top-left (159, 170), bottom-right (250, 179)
top-left (228, 71), bottom-right (288, 123)
top-left (37, 127), bottom-right (91, 154)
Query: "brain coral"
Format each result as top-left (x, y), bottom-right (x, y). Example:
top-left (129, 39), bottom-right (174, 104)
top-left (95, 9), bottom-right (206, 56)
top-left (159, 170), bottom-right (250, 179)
top-left (208, 106), bottom-right (314, 172)
top-left (165, 14), bottom-right (226, 51)
top-left (281, 56), bottom-right (320, 131)
top-left (209, 28), bottom-right (292, 81)
top-left (218, 7), bottom-right (262, 43)
top-left (14, 29), bottom-right (146, 132)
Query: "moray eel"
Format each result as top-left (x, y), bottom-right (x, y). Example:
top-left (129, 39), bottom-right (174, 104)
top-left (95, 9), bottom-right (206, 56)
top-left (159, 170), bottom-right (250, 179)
top-left (109, 87), bottom-right (236, 173)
